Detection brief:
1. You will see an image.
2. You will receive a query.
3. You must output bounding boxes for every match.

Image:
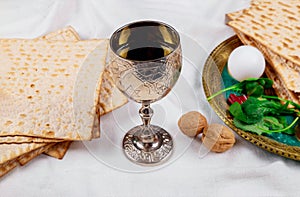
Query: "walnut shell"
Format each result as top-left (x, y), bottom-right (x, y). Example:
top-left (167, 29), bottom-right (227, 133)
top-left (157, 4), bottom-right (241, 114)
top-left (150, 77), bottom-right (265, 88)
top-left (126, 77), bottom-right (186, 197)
top-left (178, 111), bottom-right (208, 137)
top-left (202, 123), bottom-right (235, 153)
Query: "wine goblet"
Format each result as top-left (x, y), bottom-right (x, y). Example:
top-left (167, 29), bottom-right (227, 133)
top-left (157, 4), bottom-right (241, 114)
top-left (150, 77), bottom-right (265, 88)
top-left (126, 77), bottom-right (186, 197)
top-left (108, 21), bottom-right (182, 165)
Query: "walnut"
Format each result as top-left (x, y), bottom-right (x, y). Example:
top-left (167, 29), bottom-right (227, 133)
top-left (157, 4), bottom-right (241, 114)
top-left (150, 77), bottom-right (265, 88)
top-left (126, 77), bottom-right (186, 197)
top-left (201, 123), bottom-right (235, 153)
top-left (178, 111), bottom-right (208, 137)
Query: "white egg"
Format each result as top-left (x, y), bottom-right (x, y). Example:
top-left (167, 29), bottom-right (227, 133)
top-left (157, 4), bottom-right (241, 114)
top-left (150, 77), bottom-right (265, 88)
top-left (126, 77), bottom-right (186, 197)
top-left (227, 45), bottom-right (266, 81)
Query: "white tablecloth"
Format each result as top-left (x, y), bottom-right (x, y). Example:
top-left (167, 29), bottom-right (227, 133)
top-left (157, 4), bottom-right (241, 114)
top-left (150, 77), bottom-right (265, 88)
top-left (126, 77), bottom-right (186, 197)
top-left (0, 0), bottom-right (299, 196)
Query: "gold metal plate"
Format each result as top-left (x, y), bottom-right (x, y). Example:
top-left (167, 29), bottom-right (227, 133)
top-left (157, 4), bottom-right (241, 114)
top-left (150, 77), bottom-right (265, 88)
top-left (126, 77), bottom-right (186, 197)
top-left (202, 35), bottom-right (300, 161)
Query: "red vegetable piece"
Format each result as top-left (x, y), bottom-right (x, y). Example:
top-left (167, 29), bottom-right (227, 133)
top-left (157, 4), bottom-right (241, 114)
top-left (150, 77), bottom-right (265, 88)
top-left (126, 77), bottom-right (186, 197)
top-left (227, 94), bottom-right (248, 105)
top-left (238, 94), bottom-right (247, 103)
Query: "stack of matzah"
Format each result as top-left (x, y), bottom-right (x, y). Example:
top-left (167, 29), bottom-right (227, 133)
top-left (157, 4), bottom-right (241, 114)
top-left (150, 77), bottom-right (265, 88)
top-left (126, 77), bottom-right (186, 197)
top-left (226, 0), bottom-right (300, 104)
top-left (0, 27), bottom-right (127, 178)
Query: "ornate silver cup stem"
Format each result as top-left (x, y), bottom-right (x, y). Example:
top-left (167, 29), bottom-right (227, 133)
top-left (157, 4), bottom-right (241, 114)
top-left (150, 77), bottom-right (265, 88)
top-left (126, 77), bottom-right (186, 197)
top-left (140, 102), bottom-right (153, 127)
top-left (138, 102), bottom-right (156, 145)
top-left (123, 102), bottom-right (173, 165)
top-left (133, 103), bottom-right (160, 152)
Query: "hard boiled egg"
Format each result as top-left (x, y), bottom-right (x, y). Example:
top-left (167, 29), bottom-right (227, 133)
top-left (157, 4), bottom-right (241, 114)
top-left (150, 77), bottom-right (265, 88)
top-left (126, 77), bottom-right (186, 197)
top-left (227, 45), bottom-right (266, 81)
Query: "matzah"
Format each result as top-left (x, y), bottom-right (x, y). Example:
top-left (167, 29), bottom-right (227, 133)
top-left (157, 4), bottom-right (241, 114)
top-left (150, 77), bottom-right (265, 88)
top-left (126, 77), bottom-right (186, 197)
top-left (43, 141), bottom-right (72, 159)
top-left (0, 143), bottom-right (47, 164)
top-left (18, 143), bottom-right (56, 166)
top-left (99, 69), bottom-right (128, 115)
top-left (226, 0), bottom-right (263, 21)
top-left (0, 143), bottom-right (56, 177)
top-left (0, 39), bottom-right (107, 140)
top-left (0, 159), bottom-right (18, 178)
top-left (0, 27), bottom-right (82, 176)
top-left (227, 0), bottom-right (300, 103)
top-left (0, 27), bottom-right (80, 145)
top-left (0, 136), bottom-right (62, 144)
top-left (228, 0), bottom-right (300, 92)
top-left (0, 26), bottom-right (128, 178)
top-left (233, 29), bottom-right (300, 104)
top-left (41, 26), bottom-right (80, 41)
top-left (0, 38), bottom-right (107, 175)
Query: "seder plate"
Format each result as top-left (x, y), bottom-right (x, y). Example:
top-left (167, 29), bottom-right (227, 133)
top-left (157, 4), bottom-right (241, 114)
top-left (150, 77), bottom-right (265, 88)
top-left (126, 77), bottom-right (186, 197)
top-left (202, 35), bottom-right (300, 161)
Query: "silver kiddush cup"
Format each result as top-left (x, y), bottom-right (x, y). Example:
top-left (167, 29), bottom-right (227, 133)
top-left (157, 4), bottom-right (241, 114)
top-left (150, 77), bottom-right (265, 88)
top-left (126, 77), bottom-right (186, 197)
top-left (108, 21), bottom-right (182, 165)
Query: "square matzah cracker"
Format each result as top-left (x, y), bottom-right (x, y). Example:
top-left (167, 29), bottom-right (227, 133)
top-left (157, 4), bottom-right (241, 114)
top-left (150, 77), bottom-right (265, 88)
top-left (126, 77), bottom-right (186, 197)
top-left (228, 0), bottom-right (300, 92)
top-left (0, 39), bottom-right (107, 140)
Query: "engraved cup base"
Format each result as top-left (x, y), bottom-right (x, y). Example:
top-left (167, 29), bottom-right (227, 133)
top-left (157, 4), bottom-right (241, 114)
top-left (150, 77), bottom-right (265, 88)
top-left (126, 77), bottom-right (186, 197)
top-left (123, 125), bottom-right (173, 165)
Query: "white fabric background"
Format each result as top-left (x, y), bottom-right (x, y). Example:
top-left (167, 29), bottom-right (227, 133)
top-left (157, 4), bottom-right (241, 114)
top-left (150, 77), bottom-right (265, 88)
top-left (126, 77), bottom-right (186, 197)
top-left (0, 0), bottom-right (299, 196)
